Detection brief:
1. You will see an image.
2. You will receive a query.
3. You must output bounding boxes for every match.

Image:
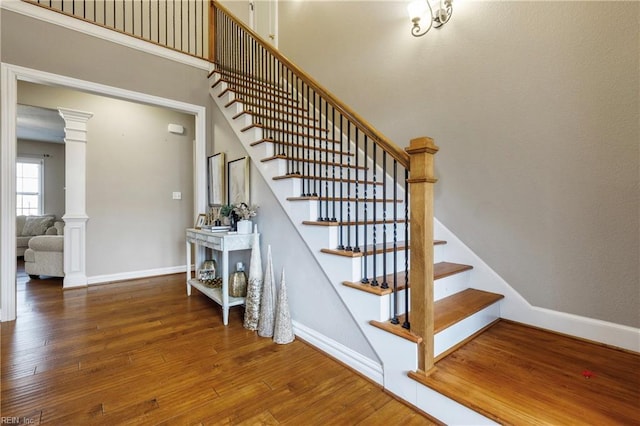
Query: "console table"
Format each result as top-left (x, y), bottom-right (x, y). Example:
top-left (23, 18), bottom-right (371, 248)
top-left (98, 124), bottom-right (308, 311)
top-left (185, 228), bottom-right (258, 325)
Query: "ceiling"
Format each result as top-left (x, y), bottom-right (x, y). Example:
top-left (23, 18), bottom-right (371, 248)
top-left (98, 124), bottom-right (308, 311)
top-left (17, 104), bottom-right (65, 143)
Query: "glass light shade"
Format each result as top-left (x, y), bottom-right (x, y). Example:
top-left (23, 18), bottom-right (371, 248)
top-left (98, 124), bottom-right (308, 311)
top-left (407, 0), bottom-right (428, 21)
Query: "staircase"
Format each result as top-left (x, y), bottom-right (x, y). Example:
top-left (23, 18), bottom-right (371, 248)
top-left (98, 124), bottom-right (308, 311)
top-left (208, 3), bottom-right (505, 421)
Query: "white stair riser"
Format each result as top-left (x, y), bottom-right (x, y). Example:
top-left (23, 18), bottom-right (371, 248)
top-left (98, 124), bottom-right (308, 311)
top-left (318, 251), bottom-right (409, 283)
top-left (434, 271), bottom-right (472, 302)
top-left (434, 301), bottom-right (501, 358)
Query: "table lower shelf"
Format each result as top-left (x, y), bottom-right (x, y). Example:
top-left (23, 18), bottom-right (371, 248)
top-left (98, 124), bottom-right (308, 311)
top-left (188, 278), bottom-right (246, 307)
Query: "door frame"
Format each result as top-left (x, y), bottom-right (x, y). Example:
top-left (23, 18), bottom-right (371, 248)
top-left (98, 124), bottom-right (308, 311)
top-left (0, 63), bottom-right (207, 321)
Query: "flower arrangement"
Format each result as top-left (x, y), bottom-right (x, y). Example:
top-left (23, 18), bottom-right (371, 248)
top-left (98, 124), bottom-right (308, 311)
top-left (220, 202), bottom-right (258, 221)
top-left (233, 202), bottom-right (258, 221)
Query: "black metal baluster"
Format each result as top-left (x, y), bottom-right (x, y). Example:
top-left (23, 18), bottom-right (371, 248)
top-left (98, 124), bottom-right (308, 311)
top-left (303, 84), bottom-right (311, 196)
top-left (323, 100), bottom-right (330, 221)
top-left (361, 134), bottom-right (369, 283)
top-left (337, 114), bottom-right (345, 250)
top-left (187, 0), bottom-right (190, 54)
top-left (381, 153), bottom-right (388, 290)
top-left (353, 128), bottom-right (360, 253)
top-left (330, 107), bottom-right (337, 222)
top-left (390, 160), bottom-right (399, 325)
top-left (371, 142), bottom-right (379, 287)
top-left (403, 169), bottom-right (410, 330)
top-left (312, 92), bottom-right (318, 198)
top-left (345, 123), bottom-right (352, 252)
top-left (172, 0), bottom-right (176, 49)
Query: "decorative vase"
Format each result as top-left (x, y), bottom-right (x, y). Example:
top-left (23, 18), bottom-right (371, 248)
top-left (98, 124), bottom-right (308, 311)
top-left (236, 219), bottom-right (252, 234)
top-left (198, 259), bottom-right (217, 283)
top-left (229, 262), bottom-right (247, 297)
top-left (228, 214), bottom-right (238, 231)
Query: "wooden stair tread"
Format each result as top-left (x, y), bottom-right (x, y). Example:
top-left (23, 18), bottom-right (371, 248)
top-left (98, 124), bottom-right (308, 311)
top-left (321, 241), bottom-right (407, 258)
top-left (287, 196), bottom-right (400, 202)
top-left (252, 139), bottom-right (352, 156)
top-left (434, 288), bottom-right (503, 333)
top-left (243, 125), bottom-right (342, 144)
top-left (303, 219), bottom-right (406, 226)
top-left (210, 67), bottom-right (286, 93)
top-left (214, 78), bottom-right (293, 98)
top-left (322, 240), bottom-right (445, 258)
top-left (274, 174), bottom-right (383, 186)
top-left (343, 262), bottom-right (472, 296)
top-left (234, 109), bottom-right (318, 123)
top-left (263, 155), bottom-right (367, 171)
top-left (242, 122), bottom-right (329, 135)
top-left (370, 316), bottom-right (422, 343)
top-left (225, 98), bottom-right (308, 113)
top-left (409, 320), bottom-right (640, 425)
top-left (368, 288), bottom-right (502, 343)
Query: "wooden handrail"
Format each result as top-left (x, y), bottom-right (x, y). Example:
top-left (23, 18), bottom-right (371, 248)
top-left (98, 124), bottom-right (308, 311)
top-left (211, 0), bottom-right (410, 169)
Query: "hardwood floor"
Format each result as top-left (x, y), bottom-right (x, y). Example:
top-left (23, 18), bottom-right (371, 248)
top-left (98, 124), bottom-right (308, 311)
top-left (2, 266), bottom-right (437, 425)
top-left (411, 320), bottom-right (640, 425)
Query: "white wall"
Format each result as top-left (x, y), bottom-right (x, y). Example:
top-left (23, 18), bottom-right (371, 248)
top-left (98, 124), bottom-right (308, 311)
top-left (17, 139), bottom-right (65, 219)
top-left (276, 1), bottom-right (640, 327)
top-left (18, 81), bottom-right (195, 277)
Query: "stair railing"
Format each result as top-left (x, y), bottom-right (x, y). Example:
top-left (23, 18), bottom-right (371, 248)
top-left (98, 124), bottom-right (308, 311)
top-left (21, 0), bottom-right (209, 59)
top-left (210, 1), bottom-right (438, 374)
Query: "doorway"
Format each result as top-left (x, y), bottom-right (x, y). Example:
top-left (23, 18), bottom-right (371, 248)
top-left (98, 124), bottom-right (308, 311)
top-left (1, 63), bottom-right (207, 322)
top-left (250, 0), bottom-right (278, 47)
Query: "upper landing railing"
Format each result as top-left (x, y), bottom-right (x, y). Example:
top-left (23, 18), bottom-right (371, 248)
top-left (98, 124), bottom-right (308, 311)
top-left (21, 0), bottom-right (209, 59)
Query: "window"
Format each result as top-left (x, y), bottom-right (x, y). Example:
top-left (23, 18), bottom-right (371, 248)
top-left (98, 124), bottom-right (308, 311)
top-left (16, 158), bottom-right (43, 216)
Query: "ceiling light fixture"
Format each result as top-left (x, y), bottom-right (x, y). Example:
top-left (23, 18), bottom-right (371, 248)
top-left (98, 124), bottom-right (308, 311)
top-left (408, 0), bottom-right (453, 37)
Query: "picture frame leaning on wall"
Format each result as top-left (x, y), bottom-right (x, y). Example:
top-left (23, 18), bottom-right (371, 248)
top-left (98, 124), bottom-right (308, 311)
top-left (208, 152), bottom-right (225, 206)
top-left (227, 156), bottom-right (250, 205)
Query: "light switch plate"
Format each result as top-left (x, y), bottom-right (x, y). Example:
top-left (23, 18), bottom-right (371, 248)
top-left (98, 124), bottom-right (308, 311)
top-left (172, 192), bottom-right (182, 200)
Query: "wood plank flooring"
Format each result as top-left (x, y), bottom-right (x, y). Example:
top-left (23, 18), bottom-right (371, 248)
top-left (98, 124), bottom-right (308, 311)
top-left (2, 265), bottom-right (436, 425)
top-left (411, 320), bottom-right (640, 425)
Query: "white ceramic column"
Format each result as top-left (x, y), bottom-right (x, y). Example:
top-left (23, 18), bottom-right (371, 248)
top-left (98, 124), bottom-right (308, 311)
top-left (58, 108), bottom-right (93, 288)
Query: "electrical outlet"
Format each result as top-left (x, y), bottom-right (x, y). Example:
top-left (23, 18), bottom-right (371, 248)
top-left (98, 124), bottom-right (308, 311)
top-left (172, 192), bottom-right (182, 200)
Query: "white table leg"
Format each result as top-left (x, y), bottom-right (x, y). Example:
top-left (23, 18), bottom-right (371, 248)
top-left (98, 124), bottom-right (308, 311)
top-left (222, 249), bottom-right (229, 325)
top-left (186, 240), bottom-right (192, 296)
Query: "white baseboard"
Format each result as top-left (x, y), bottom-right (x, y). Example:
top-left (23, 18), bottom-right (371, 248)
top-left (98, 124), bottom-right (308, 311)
top-left (292, 320), bottom-right (384, 386)
top-left (435, 218), bottom-right (640, 352)
top-left (87, 265), bottom-right (186, 285)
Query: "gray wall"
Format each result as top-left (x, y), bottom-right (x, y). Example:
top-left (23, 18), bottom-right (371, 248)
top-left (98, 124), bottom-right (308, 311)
top-left (277, 1), bottom-right (639, 327)
top-left (17, 139), bottom-right (65, 219)
top-left (18, 81), bottom-right (195, 277)
top-left (1, 9), bottom-right (211, 113)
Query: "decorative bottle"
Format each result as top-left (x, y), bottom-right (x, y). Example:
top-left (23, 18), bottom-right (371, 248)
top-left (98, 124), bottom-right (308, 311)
top-left (229, 262), bottom-right (247, 297)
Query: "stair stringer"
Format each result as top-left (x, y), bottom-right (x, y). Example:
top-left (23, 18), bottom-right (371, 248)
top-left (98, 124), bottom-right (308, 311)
top-left (210, 83), bottom-right (497, 424)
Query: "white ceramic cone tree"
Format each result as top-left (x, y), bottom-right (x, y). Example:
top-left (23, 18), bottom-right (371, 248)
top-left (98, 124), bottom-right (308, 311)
top-left (258, 245), bottom-right (276, 337)
top-left (273, 268), bottom-right (295, 344)
top-left (243, 230), bottom-right (262, 330)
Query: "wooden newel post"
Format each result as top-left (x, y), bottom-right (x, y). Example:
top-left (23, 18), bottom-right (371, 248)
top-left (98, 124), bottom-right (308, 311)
top-left (208, 1), bottom-right (216, 62)
top-left (406, 136), bottom-right (439, 374)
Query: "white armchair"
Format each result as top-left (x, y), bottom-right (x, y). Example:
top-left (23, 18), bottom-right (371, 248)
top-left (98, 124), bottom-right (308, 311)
top-left (24, 235), bottom-right (64, 279)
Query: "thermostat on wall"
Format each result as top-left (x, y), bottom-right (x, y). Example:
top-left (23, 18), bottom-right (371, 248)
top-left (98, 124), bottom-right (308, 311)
top-left (168, 123), bottom-right (184, 135)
